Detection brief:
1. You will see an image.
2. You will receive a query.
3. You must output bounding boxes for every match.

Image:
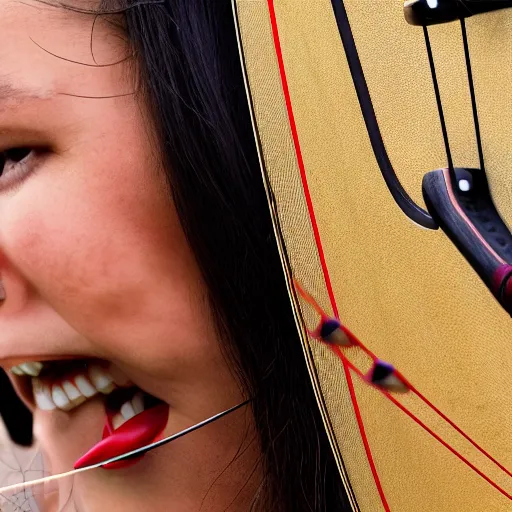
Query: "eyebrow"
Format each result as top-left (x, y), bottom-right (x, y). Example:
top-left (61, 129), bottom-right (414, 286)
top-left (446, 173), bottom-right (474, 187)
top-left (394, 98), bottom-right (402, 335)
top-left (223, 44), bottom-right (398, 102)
top-left (0, 79), bottom-right (53, 104)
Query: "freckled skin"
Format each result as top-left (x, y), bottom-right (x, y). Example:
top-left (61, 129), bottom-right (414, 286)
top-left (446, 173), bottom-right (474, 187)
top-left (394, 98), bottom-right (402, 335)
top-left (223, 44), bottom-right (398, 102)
top-left (0, 1), bottom-right (260, 510)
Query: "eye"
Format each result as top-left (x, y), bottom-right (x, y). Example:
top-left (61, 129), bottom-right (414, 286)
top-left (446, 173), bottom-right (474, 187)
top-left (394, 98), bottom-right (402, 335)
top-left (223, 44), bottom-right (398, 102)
top-left (0, 147), bottom-right (33, 176)
top-left (0, 147), bottom-right (42, 189)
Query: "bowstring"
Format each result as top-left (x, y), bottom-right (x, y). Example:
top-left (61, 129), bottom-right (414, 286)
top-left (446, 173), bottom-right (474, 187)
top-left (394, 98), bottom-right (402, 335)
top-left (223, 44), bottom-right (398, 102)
top-left (460, 17), bottom-right (486, 173)
top-left (0, 400), bottom-right (251, 498)
top-left (423, 18), bottom-right (487, 179)
top-left (423, 25), bottom-right (457, 183)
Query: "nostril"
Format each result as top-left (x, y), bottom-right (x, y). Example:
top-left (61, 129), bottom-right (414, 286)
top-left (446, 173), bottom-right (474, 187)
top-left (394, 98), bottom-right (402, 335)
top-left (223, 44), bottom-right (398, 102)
top-left (0, 281), bottom-right (5, 301)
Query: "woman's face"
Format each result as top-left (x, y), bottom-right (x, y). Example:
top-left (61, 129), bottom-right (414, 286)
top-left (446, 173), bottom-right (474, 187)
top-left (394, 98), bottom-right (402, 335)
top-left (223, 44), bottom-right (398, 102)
top-left (0, 1), bottom-right (258, 509)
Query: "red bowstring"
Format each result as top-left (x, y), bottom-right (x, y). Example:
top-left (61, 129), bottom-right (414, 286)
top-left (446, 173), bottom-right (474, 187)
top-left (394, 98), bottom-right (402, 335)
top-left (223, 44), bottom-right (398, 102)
top-left (295, 281), bottom-right (512, 497)
top-left (340, 351), bottom-right (512, 501)
top-left (341, 358), bottom-right (391, 511)
top-left (266, 0), bottom-right (386, 503)
top-left (401, 374), bottom-right (512, 480)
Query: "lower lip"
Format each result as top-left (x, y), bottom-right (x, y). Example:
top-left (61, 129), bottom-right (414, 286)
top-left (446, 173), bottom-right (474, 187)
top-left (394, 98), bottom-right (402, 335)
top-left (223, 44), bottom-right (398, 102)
top-left (74, 403), bottom-right (170, 470)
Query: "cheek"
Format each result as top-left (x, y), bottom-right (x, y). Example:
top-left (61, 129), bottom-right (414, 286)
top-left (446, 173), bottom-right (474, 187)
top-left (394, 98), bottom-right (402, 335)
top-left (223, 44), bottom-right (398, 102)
top-left (3, 164), bottom-right (171, 304)
top-left (0, 164), bottom-right (216, 371)
top-left (4, 191), bottom-right (118, 296)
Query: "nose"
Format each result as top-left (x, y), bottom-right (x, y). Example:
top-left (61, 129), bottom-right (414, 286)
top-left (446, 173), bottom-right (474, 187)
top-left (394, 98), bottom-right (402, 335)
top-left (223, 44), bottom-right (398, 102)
top-left (0, 243), bottom-right (34, 316)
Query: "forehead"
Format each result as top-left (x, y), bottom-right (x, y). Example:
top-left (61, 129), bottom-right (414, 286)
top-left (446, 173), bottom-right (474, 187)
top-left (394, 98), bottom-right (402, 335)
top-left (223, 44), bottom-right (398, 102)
top-left (0, 0), bottom-right (128, 101)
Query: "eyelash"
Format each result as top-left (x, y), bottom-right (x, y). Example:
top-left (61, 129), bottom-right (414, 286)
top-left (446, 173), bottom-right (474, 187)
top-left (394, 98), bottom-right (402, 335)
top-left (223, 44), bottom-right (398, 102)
top-left (0, 147), bottom-right (38, 189)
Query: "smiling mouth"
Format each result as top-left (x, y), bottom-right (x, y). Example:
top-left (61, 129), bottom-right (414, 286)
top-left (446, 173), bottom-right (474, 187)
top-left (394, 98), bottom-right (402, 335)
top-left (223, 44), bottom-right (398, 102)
top-left (12, 358), bottom-right (130, 410)
top-left (8, 358), bottom-right (170, 468)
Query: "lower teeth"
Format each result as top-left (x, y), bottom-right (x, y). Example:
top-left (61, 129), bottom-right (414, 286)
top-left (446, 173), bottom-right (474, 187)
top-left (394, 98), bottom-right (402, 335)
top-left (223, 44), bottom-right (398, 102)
top-left (111, 393), bottom-right (143, 429)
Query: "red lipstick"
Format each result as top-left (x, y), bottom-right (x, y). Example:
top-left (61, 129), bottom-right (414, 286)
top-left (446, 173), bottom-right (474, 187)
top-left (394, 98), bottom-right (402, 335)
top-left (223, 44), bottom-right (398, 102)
top-left (74, 403), bottom-right (169, 470)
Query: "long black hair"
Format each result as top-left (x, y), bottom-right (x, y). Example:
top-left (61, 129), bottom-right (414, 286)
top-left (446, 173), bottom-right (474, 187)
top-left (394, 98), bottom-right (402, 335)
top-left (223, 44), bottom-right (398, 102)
top-left (121, 1), bottom-right (350, 510)
top-left (0, 0), bottom-right (350, 509)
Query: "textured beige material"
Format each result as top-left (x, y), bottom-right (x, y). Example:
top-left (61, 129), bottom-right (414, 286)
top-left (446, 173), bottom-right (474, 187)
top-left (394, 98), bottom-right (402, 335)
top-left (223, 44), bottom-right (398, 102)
top-left (345, 1), bottom-right (481, 208)
top-left (236, 0), bottom-right (512, 510)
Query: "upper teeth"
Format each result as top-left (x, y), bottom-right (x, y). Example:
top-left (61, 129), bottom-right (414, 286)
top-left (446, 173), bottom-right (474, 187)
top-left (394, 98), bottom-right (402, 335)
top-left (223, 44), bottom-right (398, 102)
top-left (10, 361), bottom-right (44, 377)
top-left (32, 364), bottom-right (118, 412)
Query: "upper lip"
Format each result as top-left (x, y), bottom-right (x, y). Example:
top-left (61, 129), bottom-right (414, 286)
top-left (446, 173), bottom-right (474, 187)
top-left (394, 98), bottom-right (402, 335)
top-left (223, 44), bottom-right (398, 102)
top-left (1, 354), bottom-right (93, 370)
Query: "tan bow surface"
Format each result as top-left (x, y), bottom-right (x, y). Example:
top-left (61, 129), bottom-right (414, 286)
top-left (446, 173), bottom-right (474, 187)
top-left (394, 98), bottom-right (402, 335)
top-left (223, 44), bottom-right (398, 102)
top-left (234, 1), bottom-right (512, 510)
